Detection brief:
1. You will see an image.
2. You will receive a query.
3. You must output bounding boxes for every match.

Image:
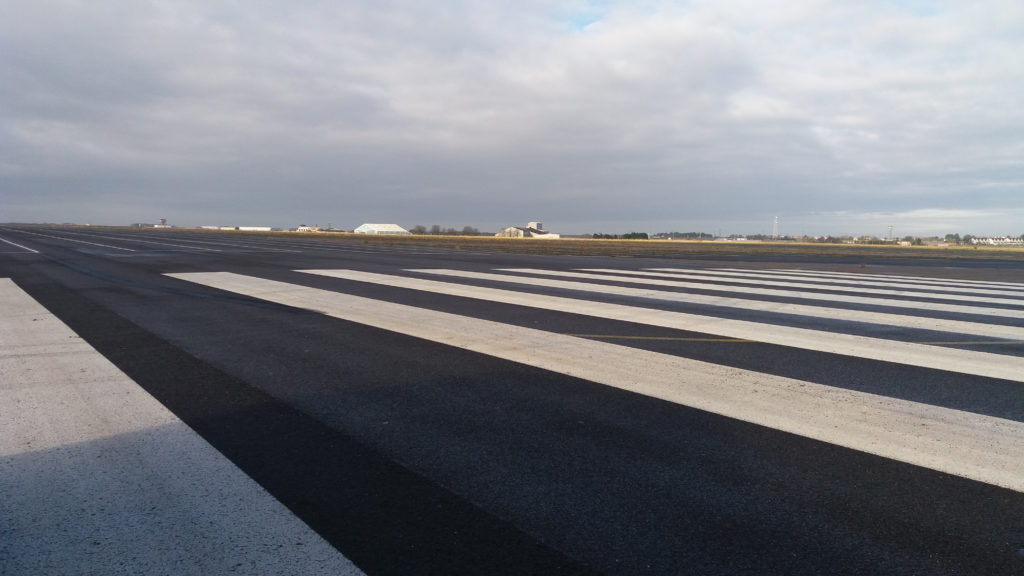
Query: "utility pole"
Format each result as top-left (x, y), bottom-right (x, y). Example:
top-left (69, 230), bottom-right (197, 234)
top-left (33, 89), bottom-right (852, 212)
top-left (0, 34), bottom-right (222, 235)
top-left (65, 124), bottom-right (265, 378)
top-left (772, 216), bottom-right (779, 240)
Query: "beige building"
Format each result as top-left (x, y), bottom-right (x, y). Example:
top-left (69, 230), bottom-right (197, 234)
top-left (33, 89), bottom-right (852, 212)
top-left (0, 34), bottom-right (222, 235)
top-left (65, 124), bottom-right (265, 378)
top-left (495, 221), bottom-right (560, 239)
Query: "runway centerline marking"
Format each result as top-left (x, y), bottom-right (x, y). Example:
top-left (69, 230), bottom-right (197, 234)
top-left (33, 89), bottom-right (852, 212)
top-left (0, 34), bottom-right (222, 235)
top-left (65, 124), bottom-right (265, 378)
top-left (166, 270), bottom-right (1024, 493)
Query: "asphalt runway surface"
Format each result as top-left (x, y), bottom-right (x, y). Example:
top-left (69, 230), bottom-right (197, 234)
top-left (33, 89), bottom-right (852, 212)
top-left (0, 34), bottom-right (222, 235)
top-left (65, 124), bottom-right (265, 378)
top-left (3, 225), bottom-right (1024, 575)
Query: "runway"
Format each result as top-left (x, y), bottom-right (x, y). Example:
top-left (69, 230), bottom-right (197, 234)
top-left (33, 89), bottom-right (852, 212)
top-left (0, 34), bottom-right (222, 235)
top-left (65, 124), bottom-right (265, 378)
top-left (3, 225), bottom-right (1024, 575)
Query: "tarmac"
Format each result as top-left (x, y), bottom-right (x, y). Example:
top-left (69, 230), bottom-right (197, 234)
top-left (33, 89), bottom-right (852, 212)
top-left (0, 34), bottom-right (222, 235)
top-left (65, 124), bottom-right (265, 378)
top-left (0, 278), bottom-right (364, 575)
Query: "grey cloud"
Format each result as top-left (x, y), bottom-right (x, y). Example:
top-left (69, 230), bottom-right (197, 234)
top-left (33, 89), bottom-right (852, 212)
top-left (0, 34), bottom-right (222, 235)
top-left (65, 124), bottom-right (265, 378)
top-left (3, 1), bottom-right (1022, 235)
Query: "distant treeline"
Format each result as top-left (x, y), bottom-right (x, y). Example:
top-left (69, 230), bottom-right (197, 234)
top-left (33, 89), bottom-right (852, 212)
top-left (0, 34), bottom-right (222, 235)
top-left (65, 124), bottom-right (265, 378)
top-left (653, 232), bottom-right (714, 240)
top-left (409, 225), bottom-right (487, 236)
top-left (592, 232), bottom-right (649, 239)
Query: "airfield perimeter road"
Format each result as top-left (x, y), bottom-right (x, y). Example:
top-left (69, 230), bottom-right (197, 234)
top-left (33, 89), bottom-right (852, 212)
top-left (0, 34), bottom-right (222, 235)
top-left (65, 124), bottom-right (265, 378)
top-left (2, 226), bottom-right (1024, 576)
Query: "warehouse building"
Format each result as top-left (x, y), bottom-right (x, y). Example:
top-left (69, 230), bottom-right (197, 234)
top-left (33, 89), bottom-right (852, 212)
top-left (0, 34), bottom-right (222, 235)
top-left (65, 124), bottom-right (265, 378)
top-left (354, 223), bottom-right (410, 235)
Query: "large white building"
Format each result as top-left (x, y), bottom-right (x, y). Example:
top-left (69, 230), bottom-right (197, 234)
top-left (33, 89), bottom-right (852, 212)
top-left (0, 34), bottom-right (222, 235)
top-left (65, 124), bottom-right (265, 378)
top-left (970, 236), bottom-right (1024, 246)
top-left (495, 221), bottom-right (560, 239)
top-left (354, 223), bottom-right (410, 235)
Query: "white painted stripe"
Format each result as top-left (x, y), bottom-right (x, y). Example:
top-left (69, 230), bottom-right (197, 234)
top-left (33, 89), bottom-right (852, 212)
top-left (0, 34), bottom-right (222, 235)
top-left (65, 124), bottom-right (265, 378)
top-left (1, 229), bottom-right (135, 251)
top-left (0, 278), bottom-right (363, 576)
top-left (413, 269), bottom-right (1024, 327)
top-left (576, 268), bottom-right (1024, 305)
top-left (166, 271), bottom-right (1024, 493)
top-left (488, 268), bottom-right (1024, 320)
top-left (762, 268), bottom-right (1024, 290)
top-left (52, 230), bottom-right (223, 252)
top-left (0, 237), bottom-right (38, 253)
top-left (112, 236), bottom-right (223, 251)
top-left (640, 268), bottom-right (1024, 297)
top-left (302, 268), bottom-right (1024, 379)
top-left (129, 234), bottom-right (301, 253)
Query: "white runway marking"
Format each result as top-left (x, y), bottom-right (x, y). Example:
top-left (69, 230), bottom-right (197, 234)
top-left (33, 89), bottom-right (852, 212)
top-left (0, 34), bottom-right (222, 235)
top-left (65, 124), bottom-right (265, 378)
top-left (301, 269), bottom-right (1024, 381)
top-left (0, 237), bottom-right (38, 253)
top-left (168, 271), bottom-right (1024, 493)
top-left (93, 231), bottom-right (303, 253)
top-left (539, 268), bottom-right (1024, 307)
top-left (153, 237), bottom-right (302, 253)
top-left (486, 268), bottom-right (1024, 319)
top-left (0, 278), bottom-right (363, 576)
top-left (0, 229), bottom-right (135, 251)
top-left (407, 268), bottom-right (1024, 338)
top-left (49, 229), bottom-right (224, 252)
top-left (634, 268), bottom-right (1024, 298)
top-left (724, 266), bottom-right (1024, 289)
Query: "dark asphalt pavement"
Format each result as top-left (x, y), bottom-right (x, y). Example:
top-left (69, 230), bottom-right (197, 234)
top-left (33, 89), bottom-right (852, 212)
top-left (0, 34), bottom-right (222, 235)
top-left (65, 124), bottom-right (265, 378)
top-left (3, 226), bottom-right (1024, 576)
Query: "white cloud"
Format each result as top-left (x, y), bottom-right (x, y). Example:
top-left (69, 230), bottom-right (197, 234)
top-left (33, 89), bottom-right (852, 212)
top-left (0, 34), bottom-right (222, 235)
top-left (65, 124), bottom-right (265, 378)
top-left (2, 0), bottom-right (1022, 234)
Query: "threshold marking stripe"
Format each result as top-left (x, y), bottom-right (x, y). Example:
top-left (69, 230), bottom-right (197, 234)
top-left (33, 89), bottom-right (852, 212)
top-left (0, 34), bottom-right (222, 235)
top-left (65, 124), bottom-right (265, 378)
top-left (407, 268), bottom-right (1024, 339)
top-left (639, 268), bottom-right (1024, 298)
top-left (924, 341), bottom-right (1024, 346)
top-left (301, 269), bottom-right (1024, 383)
top-left (569, 335), bottom-right (754, 342)
top-left (0, 278), bottom-right (362, 575)
top-left (569, 334), bottom-right (1024, 346)
top-left (0, 237), bottom-right (38, 253)
top-left (488, 268), bottom-right (1024, 320)
top-left (166, 271), bottom-right (1024, 493)
top-left (763, 268), bottom-right (1024, 290)
top-left (578, 268), bottom-right (1024, 306)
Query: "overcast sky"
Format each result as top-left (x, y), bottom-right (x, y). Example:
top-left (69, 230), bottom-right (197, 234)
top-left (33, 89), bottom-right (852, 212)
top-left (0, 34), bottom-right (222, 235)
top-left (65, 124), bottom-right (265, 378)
top-left (3, 1), bottom-right (1022, 236)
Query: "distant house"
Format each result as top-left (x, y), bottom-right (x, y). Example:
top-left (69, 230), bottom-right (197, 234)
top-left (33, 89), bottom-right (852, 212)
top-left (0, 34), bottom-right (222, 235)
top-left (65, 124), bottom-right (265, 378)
top-left (354, 223), bottom-right (410, 235)
top-left (495, 221), bottom-right (560, 239)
